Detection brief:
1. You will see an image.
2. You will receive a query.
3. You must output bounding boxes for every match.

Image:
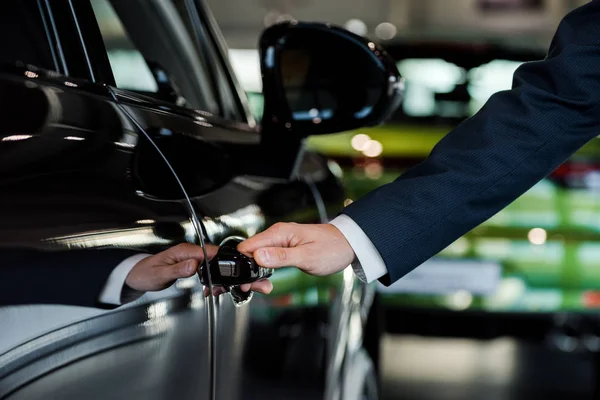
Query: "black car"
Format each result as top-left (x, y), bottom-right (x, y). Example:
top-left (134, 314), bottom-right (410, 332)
top-left (0, 1), bottom-right (402, 399)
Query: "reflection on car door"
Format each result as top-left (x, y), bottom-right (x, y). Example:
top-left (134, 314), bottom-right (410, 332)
top-left (0, 3), bottom-right (212, 399)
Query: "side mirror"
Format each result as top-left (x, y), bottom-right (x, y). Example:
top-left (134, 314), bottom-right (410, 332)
top-left (259, 22), bottom-right (404, 137)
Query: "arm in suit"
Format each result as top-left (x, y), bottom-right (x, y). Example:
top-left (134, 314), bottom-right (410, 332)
top-left (341, 0), bottom-right (600, 285)
top-left (0, 248), bottom-right (142, 308)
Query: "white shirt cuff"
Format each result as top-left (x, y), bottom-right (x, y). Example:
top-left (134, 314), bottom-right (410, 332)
top-left (98, 253), bottom-right (151, 306)
top-left (329, 214), bottom-right (388, 283)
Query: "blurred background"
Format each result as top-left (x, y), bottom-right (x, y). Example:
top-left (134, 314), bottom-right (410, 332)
top-left (205, 0), bottom-right (598, 398)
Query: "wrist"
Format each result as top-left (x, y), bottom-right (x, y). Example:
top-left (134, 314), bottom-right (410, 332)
top-left (327, 222), bottom-right (357, 267)
top-left (124, 255), bottom-right (152, 291)
top-left (328, 215), bottom-right (388, 283)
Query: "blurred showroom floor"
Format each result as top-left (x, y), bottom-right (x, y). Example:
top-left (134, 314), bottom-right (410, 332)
top-left (380, 335), bottom-right (595, 400)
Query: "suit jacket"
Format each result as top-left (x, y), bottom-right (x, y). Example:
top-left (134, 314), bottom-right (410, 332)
top-left (343, 0), bottom-right (600, 285)
top-left (0, 248), bottom-right (140, 308)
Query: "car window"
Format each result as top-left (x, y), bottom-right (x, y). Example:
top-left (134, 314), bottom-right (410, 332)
top-left (193, 20), bottom-right (245, 123)
top-left (228, 48), bottom-right (264, 122)
top-left (89, 0), bottom-right (156, 93)
top-left (90, 0), bottom-right (221, 115)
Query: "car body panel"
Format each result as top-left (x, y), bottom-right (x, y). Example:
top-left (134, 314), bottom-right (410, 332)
top-left (0, 67), bottom-right (213, 398)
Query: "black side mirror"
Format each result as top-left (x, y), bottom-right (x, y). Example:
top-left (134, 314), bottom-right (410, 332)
top-left (259, 22), bottom-right (403, 137)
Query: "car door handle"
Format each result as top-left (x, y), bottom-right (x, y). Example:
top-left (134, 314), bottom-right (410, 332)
top-left (200, 236), bottom-right (272, 306)
top-left (201, 236), bottom-right (273, 287)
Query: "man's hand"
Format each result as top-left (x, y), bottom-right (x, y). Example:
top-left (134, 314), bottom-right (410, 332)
top-left (237, 222), bottom-right (356, 279)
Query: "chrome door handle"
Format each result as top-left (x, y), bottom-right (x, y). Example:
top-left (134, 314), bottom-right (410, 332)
top-left (201, 236), bottom-right (273, 287)
top-left (200, 236), bottom-right (273, 306)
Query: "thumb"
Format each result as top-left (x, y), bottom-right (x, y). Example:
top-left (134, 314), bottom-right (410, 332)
top-left (165, 243), bottom-right (219, 263)
top-left (253, 247), bottom-right (305, 269)
top-left (161, 259), bottom-right (198, 282)
top-left (238, 223), bottom-right (298, 256)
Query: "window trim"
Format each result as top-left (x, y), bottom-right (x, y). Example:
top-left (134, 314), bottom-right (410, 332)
top-left (43, 1), bottom-right (97, 81)
top-left (67, 0), bottom-right (259, 131)
top-left (76, 0), bottom-right (222, 115)
top-left (194, 0), bottom-right (258, 128)
top-left (66, 0), bottom-right (118, 86)
top-left (37, 0), bottom-right (64, 74)
top-left (68, 0), bottom-right (96, 82)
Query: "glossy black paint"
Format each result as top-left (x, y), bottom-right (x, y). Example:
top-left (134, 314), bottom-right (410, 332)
top-left (0, 63), bottom-right (242, 199)
top-left (0, 63), bottom-right (214, 399)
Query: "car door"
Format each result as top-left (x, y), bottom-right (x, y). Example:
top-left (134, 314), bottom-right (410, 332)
top-left (0, 2), bottom-right (213, 399)
top-left (70, 2), bottom-right (271, 400)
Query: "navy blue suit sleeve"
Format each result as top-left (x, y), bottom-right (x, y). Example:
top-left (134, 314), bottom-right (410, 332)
top-left (343, 1), bottom-right (600, 285)
top-left (0, 248), bottom-right (140, 308)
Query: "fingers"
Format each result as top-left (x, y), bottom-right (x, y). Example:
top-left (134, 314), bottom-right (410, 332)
top-left (253, 246), bottom-right (305, 269)
top-left (204, 244), bottom-right (219, 259)
top-left (204, 286), bottom-right (228, 297)
top-left (134, 241), bottom-right (281, 296)
top-left (249, 279), bottom-right (273, 295)
top-left (237, 223), bottom-right (298, 256)
top-left (164, 243), bottom-right (219, 263)
top-left (204, 280), bottom-right (273, 297)
top-left (239, 283), bottom-right (251, 292)
top-left (160, 259), bottom-right (198, 282)
top-left (240, 279), bottom-right (272, 294)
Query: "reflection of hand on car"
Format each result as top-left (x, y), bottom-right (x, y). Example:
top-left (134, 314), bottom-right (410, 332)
top-left (125, 243), bottom-right (219, 293)
top-left (99, 243), bottom-right (221, 306)
top-left (0, 243), bottom-right (272, 308)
